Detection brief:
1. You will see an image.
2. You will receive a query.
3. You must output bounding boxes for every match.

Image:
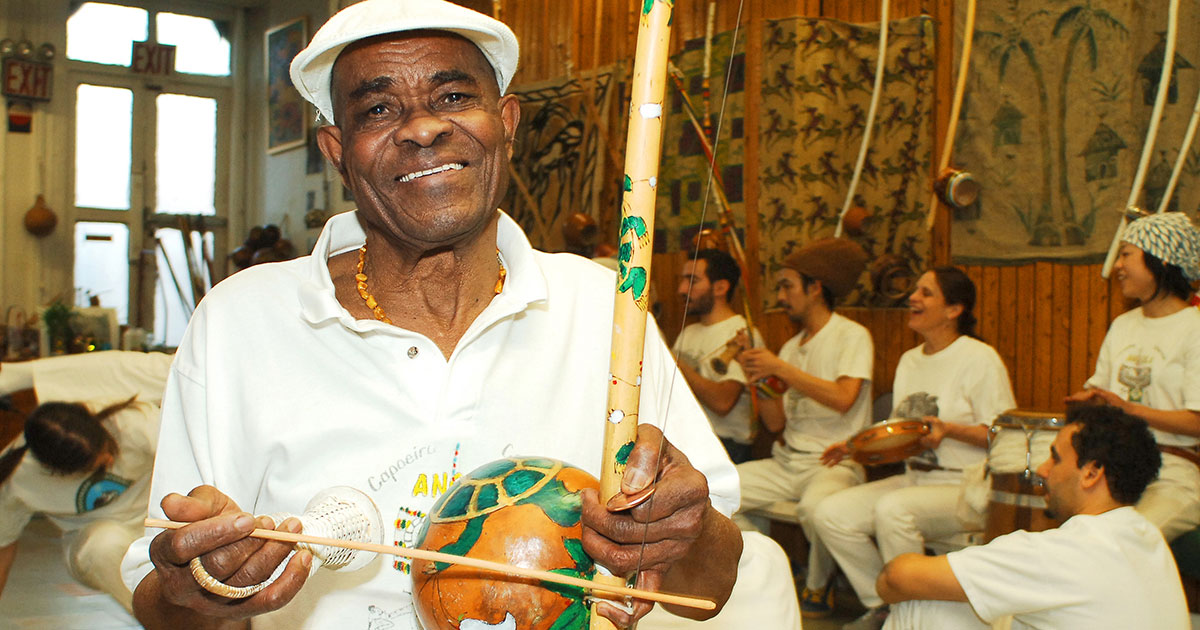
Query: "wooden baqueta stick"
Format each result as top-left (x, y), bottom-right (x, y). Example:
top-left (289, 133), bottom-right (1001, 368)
top-left (144, 518), bottom-right (715, 611)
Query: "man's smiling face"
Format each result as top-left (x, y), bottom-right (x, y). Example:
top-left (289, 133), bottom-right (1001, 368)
top-left (318, 31), bottom-right (520, 250)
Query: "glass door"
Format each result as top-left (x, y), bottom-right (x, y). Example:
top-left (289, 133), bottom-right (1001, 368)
top-left (68, 2), bottom-right (233, 347)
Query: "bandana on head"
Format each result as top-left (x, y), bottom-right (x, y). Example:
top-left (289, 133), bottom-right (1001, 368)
top-left (1122, 212), bottom-right (1200, 282)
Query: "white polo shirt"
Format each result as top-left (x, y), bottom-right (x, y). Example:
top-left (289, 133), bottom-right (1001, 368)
top-left (122, 210), bottom-right (739, 630)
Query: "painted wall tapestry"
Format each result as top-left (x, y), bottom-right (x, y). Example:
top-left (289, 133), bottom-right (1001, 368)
top-left (657, 30), bottom-right (747, 254)
top-left (503, 67), bottom-right (616, 251)
top-left (952, 0), bottom-right (1200, 263)
top-left (758, 16), bottom-right (935, 307)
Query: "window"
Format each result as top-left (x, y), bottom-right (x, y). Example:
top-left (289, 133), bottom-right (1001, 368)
top-left (67, 2), bottom-right (230, 76)
top-left (157, 12), bottom-right (231, 76)
top-left (68, 2), bottom-right (233, 347)
top-left (66, 3), bottom-right (148, 67)
top-left (74, 84), bottom-right (133, 210)
top-left (74, 222), bottom-right (131, 323)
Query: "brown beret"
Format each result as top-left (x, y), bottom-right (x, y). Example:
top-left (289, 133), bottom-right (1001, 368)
top-left (781, 238), bottom-right (869, 298)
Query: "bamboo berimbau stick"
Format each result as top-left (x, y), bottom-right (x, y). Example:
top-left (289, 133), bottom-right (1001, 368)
top-left (593, 1), bottom-right (674, 627)
top-left (144, 518), bottom-right (714, 611)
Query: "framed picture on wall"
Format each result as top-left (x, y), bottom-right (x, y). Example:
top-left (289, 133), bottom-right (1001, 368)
top-left (265, 16), bottom-right (307, 154)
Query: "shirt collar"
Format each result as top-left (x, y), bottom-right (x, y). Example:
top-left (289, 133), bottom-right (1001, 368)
top-left (298, 210), bottom-right (548, 328)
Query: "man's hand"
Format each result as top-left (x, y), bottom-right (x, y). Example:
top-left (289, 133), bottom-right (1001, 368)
top-left (135, 486), bottom-right (311, 628)
top-left (1065, 387), bottom-right (1125, 411)
top-left (737, 347), bottom-right (786, 382)
top-left (580, 425), bottom-right (738, 626)
top-left (821, 440), bottom-right (851, 466)
top-left (918, 416), bottom-right (947, 449)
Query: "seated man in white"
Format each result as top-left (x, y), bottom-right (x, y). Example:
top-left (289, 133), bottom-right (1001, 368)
top-left (875, 404), bottom-right (1188, 630)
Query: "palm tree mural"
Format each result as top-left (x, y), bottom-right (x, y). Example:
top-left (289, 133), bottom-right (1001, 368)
top-left (1052, 1), bottom-right (1127, 244)
top-left (976, 6), bottom-right (1057, 245)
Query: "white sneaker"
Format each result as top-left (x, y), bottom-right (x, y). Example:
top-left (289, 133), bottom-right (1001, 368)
top-left (843, 605), bottom-right (889, 630)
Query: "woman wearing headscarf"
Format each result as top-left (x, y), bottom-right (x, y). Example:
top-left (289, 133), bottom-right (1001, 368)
top-left (1067, 211), bottom-right (1200, 541)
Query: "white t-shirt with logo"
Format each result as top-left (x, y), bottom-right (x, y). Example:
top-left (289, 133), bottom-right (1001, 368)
top-left (778, 313), bottom-right (873, 452)
top-left (892, 335), bottom-right (1015, 472)
top-left (1086, 306), bottom-right (1200, 447)
top-left (673, 315), bottom-right (765, 444)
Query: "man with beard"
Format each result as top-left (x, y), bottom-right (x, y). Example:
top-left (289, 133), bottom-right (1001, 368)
top-left (733, 238), bottom-right (873, 618)
top-left (876, 405), bottom-right (1187, 629)
top-left (119, 1), bottom-right (742, 628)
top-left (673, 249), bottom-right (765, 464)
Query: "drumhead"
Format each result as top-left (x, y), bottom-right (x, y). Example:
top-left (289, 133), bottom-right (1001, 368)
top-left (848, 417), bottom-right (930, 465)
top-left (991, 409), bottom-right (1066, 431)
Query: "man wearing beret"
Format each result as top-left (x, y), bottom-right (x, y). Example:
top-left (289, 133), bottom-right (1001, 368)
top-left (119, 1), bottom-right (742, 628)
top-left (734, 237), bottom-right (874, 618)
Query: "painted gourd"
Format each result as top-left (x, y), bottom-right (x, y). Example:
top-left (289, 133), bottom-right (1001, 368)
top-left (412, 457), bottom-right (599, 630)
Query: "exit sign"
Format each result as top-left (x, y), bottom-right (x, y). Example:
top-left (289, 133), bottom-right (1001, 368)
top-left (2, 58), bottom-right (53, 101)
top-left (132, 42), bottom-right (175, 76)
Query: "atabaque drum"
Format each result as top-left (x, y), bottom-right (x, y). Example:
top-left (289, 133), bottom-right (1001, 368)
top-left (848, 418), bottom-right (930, 466)
top-left (985, 410), bottom-right (1065, 541)
top-left (412, 457), bottom-right (599, 630)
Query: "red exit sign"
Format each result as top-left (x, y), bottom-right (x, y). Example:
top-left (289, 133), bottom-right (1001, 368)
top-left (2, 58), bottom-right (53, 101)
top-left (132, 42), bottom-right (175, 76)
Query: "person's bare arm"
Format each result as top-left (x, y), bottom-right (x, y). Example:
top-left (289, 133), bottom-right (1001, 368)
top-left (756, 395), bottom-right (786, 433)
top-left (0, 541), bottom-right (16, 597)
top-left (1068, 389), bottom-right (1200, 437)
top-left (877, 553), bottom-right (967, 604)
top-left (739, 348), bottom-right (863, 412)
top-left (676, 361), bottom-right (745, 416)
top-left (919, 418), bottom-right (989, 449)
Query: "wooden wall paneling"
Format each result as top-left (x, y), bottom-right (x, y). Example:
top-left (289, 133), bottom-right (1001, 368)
top-left (996, 265), bottom-right (1018, 381)
top-left (1032, 262), bottom-right (1054, 409)
top-left (963, 264), bottom-right (984, 330)
top-left (1108, 273), bottom-right (1129, 322)
top-left (1049, 263), bottom-right (1072, 409)
top-left (1014, 264), bottom-right (1035, 408)
top-left (884, 308), bottom-right (908, 395)
top-left (1068, 264), bottom-right (1091, 395)
top-left (857, 0), bottom-right (872, 22)
top-left (980, 266), bottom-right (1000, 348)
top-left (760, 0), bottom-right (798, 20)
top-left (1086, 263), bottom-right (1108, 384)
top-left (869, 308), bottom-right (888, 399)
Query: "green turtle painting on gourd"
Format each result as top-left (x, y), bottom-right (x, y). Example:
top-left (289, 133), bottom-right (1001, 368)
top-left (411, 457), bottom-right (600, 630)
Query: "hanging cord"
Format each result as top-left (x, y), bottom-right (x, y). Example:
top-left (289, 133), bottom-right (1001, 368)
top-left (835, 0), bottom-right (891, 238)
top-left (1101, 0), bottom-right (1179, 277)
top-left (1156, 33), bottom-right (1200, 214)
top-left (924, 0), bottom-right (976, 231)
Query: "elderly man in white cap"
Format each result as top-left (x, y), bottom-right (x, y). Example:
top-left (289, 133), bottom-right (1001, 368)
top-left (1067, 210), bottom-right (1200, 542)
top-left (119, 1), bottom-right (741, 629)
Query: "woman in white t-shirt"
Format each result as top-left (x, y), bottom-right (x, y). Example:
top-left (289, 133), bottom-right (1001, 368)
top-left (810, 267), bottom-right (1015, 630)
top-left (1066, 211), bottom-right (1200, 541)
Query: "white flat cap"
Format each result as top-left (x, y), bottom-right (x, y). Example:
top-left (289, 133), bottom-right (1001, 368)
top-left (290, 0), bottom-right (519, 125)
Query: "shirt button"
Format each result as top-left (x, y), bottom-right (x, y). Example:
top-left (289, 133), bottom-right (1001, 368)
top-left (407, 346), bottom-right (419, 359)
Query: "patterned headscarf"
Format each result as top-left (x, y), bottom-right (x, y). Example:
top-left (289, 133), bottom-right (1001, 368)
top-left (1122, 212), bottom-right (1200, 282)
